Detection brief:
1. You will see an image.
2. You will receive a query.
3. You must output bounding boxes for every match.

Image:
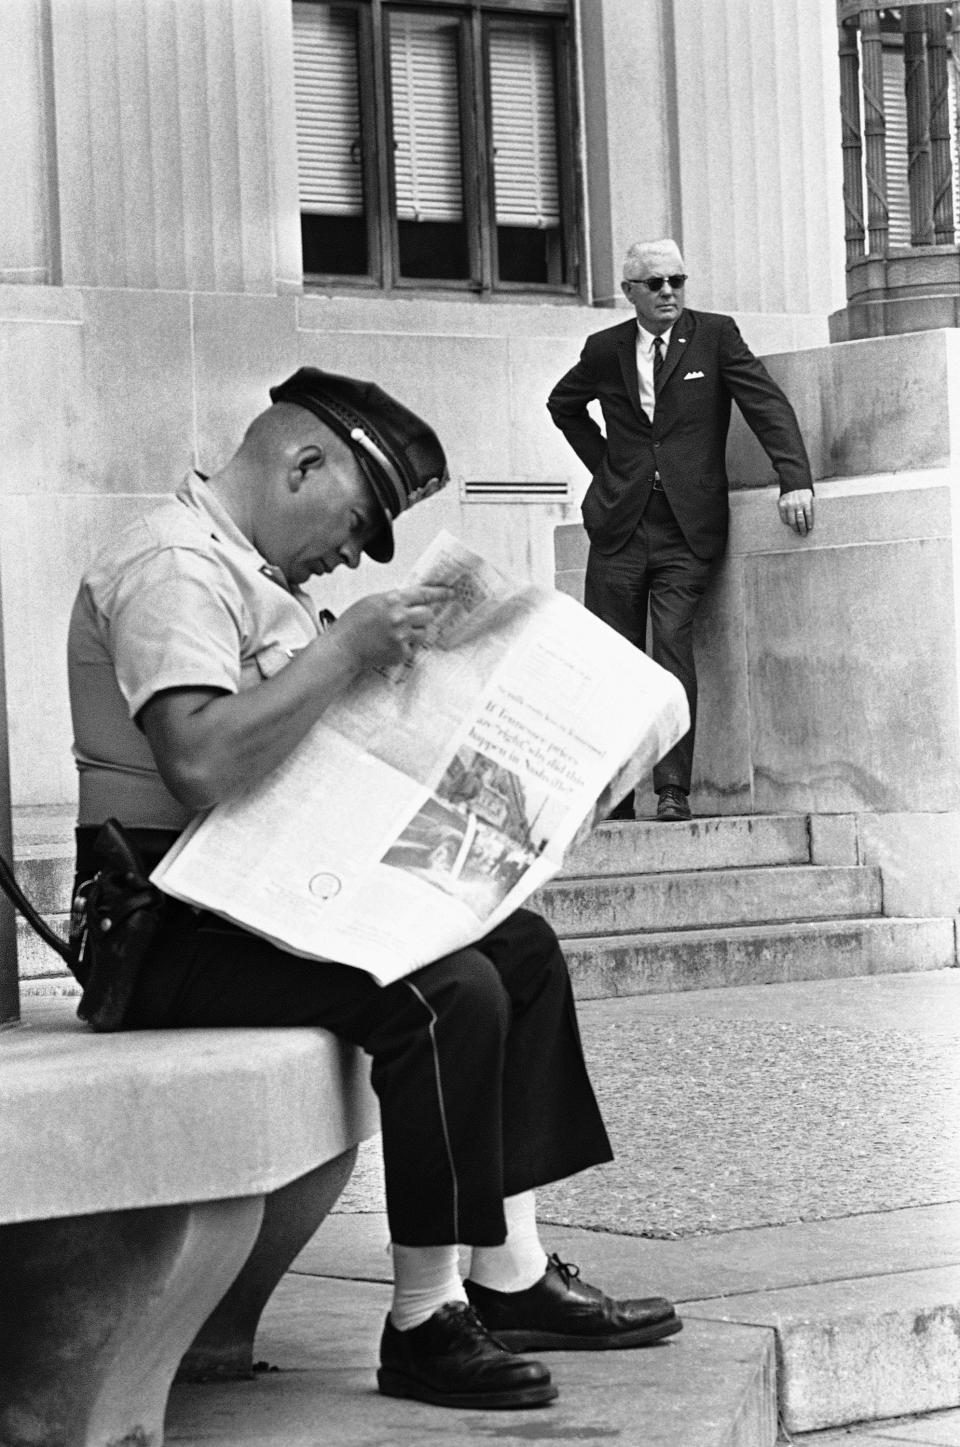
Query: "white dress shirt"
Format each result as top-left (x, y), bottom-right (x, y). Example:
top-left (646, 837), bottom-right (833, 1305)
top-left (635, 322), bottom-right (673, 420)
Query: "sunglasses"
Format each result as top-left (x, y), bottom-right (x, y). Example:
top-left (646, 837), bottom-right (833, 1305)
top-left (628, 274), bottom-right (687, 292)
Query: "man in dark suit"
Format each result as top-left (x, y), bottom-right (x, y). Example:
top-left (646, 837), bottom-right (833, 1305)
top-left (547, 239), bottom-right (814, 821)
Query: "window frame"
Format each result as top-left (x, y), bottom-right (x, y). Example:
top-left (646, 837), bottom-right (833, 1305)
top-left (481, 10), bottom-right (576, 293)
top-left (293, 0), bottom-right (582, 298)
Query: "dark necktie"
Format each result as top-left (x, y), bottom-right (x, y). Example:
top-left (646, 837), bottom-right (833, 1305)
top-left (652, 334), bottom-right (665, 391)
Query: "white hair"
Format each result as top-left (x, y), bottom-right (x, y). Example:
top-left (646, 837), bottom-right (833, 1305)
top-left (622, 239), bottom-right (684, 279)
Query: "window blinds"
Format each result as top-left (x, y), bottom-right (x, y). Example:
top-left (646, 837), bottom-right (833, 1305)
top-left (882, 47), bottom-right (911, 246)
top-left (292, 3), bottom-right (363, 216)
top-left (882, 43), bottom-right (959, 245)
top-left (389, 12), bottom-right (463, 223)
top-left (489, 23), bottom-right (559, 229)
top-left (291, 5), bottom-right (565, 235)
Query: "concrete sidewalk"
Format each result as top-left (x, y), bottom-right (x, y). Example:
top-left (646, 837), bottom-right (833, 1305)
top-left (165, 970), bottom-right (960, 1447)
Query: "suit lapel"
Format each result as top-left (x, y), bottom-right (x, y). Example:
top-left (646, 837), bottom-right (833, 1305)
top-left (615, 320), bottom-right (648, 422)
top-left (657, 310), bottom-right (696, 395)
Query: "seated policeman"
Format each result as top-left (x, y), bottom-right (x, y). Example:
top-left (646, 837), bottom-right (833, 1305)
top-left (67, 368), bottom-right (682, 1411)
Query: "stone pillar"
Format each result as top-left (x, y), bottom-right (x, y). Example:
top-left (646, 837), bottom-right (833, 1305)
top-left (0, 555), bottom-right (18, 1028)
top-left (670, 0), bottom-right (846, 325)
top-left (178, 1149), bottom-right (358, 1381)
top-left (576, 0), bottom-right (682, 306)
top-left (0, 0), bottom-right (57, 286)
top-left (48, 0), bottom-right (302, 292)
top-left (0, 1195), bottom-right (263, 1447)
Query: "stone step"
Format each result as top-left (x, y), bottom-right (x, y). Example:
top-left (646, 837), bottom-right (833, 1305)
top-left (165, 1266), bottom-right (779, 1447)
top-left (562, 813), bottom-right (812, 877)
top-left (14, 851), bottom-right (75, 914)
top-left (288, 1197), bottom-right (960, 1445)
top-left (13, 812), bottom-right (817, 909)
top-left (561, 915), bottom-right (957, 997)
top-left (16, 916), bottom-right (78, 995)
top-left (534, 863), bottom-right (882, 937)
top-left (25, 905), bottom-right (949, 1004)
top-left (686, 1266), bottom-right (960, 1435)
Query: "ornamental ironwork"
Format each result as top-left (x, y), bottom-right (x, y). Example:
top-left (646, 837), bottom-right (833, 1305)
top-left (837, 4), bottom-right (958, 260)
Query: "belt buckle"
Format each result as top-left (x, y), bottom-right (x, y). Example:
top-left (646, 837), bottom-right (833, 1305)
top-left (652, 471), bottom-right (664, 492)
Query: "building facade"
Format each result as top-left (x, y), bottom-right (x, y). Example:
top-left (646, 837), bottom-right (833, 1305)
top-left (1, 0), bottom-right (959, 932)
top-left (0, 0), bottom-right (846, 806)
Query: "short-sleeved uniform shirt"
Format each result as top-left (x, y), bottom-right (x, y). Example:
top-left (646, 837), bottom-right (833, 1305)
top-left (68, 471), bottom-right (322, 829)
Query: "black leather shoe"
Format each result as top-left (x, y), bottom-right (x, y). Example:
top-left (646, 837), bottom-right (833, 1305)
top-left (377, 1302), bottom-right (557, 1409)
top-left (656, 786), bottom-right (691, 822)
top-left (465, 1256), bottom-right (682, 1351)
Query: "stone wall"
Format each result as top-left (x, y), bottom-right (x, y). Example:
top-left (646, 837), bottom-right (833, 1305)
top-left (0, 0), bottom-right (849, 810)
top-left (555, 328), bottom-right (960, 918)
top-left (0, 284), bottom-right (822, 809)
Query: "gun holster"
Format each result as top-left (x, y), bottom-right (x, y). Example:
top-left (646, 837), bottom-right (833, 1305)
top-left (72, 818), bottom-right (166, 1032)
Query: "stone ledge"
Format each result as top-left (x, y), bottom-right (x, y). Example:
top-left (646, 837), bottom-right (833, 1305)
top-left (553, 469), bottom-right (957, 578)
top-left (2, 997), bottom-right (379, 1225)
top-left (0, 993), bottom-right (379, 1447)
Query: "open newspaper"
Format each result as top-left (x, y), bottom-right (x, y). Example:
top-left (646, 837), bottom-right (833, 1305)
top-left (151, 531), bottom-right (689, 985)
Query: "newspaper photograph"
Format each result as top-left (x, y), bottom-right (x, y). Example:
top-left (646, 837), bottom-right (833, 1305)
top-left (151, 531), bottom-right (689, 985)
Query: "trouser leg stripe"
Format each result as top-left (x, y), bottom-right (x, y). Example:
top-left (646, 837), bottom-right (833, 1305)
top-left (402, 979), bottom-right (460, 1241)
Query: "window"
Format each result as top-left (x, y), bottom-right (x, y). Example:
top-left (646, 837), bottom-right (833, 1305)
top-left (292, 0), bottom-right (579, 294)
top-left (880, 30), bottom-right (960, 248)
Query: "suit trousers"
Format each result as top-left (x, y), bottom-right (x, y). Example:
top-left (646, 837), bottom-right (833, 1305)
top-left (103, 848), bottom-right (613, 1247)
top-left (584, 489), bottom-right (714, 795)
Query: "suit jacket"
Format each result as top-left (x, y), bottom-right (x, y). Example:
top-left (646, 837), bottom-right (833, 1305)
top-left (547, 309), bottom-right (813, 560)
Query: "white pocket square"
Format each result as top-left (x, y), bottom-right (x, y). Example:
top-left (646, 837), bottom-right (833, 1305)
top-left (684, 370), bottom-right (705, 380)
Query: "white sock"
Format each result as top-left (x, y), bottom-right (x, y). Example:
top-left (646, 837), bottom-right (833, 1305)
top-left (468, 1191), bottom-right (549, 1293)
top-left (389, 1243), bottom-right (467, 1332)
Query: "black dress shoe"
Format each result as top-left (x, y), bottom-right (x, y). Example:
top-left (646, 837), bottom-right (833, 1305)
top-left (465, 1256), bottom-right (682, 1351)
top-left (656, 786), bottom-right (691, 822)
top-left (377, 1302), bottom-right (557, 1409)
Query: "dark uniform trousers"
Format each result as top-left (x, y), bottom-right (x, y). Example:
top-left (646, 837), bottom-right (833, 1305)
top-left (584, 488), bottom-right (714, 794)
top-left (76, 829), bottom-right (612, 1249)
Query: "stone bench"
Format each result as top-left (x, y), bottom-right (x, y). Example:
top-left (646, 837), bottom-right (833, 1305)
top-left (0, 995), bottom-right (379, 1447)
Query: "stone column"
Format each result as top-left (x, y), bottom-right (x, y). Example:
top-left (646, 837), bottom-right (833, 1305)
top-left (578, 0), bottom-right (846, 332)
top-left (0, 0), bottom-right (57, 285)
top-left (669, 0), bottom-right (846, 327)
top-left (0, 559), bottom-right (17, 1028)
top-left (576, 0), bottom-right (682, 306)
top-left (48, 0), bottom-right (302, 292)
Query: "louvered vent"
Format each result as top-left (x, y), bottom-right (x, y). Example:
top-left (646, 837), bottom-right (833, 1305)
top-left (462, 479), bottom-right (569, 503)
